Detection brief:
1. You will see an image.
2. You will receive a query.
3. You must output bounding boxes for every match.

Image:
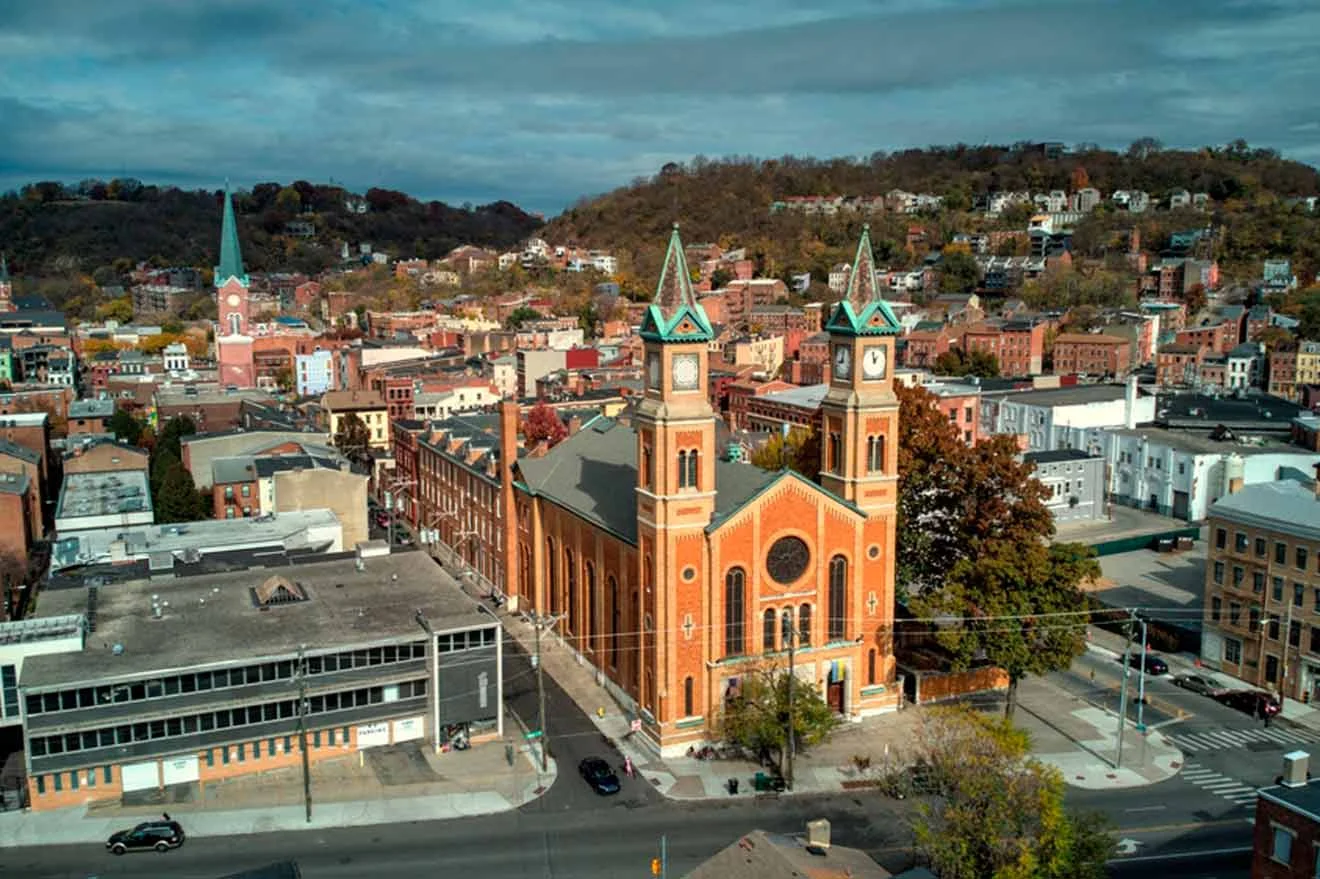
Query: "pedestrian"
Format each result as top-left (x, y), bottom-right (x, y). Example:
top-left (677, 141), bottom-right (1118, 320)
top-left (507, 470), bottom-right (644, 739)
top-left (624, 755), bottom-right (634, 778)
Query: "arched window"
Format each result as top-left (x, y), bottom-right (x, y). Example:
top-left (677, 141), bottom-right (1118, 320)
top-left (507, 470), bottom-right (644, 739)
top-left (683, 676), bottom-right (694, 717)
top-left (228, 313), bottom-right (241, 336)
top-left (763, 609), bottom-right (777, 653)
top-left (867, 435), bottom-right (885, 474)
top-left (608, 575), bottom-right (620, 669)
top-left (565, 549), bottom-right (577, 636)
top-left (867, 649), bottom-right (877, 685)
top-left (641, 444), bottom-right (653, 490)
top-left (798, 603), bottom-right (812, 647)
top-left (685, 450), bottom-right (699, 488)
top-left (546, 538), bottom-right (558, 614)
top-left (677, 450), bottom-right (699, 489)
top-left (724, 568), bottom-right (745, 657)
top-left (585, 561), bottom-right (597, 647)
top-left (828, 555), bottom-right (847, 641)
top-left (518, 546), bottom-right (530, 594)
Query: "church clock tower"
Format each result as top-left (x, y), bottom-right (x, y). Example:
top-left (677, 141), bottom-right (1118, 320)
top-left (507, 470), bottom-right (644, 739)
top-left (820, 225), bottom-right (901, 512)
top-left (214, 186), bottom-right (256, 388)
top-left (634, 225), bottom-right (716, 736)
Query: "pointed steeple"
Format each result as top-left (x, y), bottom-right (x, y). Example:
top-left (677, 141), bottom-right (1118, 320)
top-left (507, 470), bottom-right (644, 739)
top-left (654, 224), bottom-right (698, 313)
top-left (845, 224), bottom-right (882, 310)
top-left (639, 224), bottom-right (713, 343)
top-left (826, 225), bottom-right (900, 337)
top-left (214, 185), bottom-right (249, 288)
top-left (0, 252), bottom-right (9, 283)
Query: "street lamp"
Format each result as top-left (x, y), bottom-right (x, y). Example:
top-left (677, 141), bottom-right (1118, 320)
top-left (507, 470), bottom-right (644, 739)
top-left (781, 610), bottom-right (804, 791)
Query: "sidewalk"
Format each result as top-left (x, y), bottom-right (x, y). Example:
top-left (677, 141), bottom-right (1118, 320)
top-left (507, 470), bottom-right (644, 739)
top-left (0, 711), bottom-right (555, 848)
top-left (1086, 625), bottom-right (1320, 735)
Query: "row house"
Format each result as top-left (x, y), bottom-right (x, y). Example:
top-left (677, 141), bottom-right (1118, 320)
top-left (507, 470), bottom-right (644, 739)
top-left (901, 326), bottom-right (956, 369)
top-left (748, 304), bottom-right (814, 336)
top-left (1097, 316), bottom-right (1157, 366)
top-left (784, 333), bottom-right (830, 386)
top-left (1267, 347), bottom-right (1320, 402)
top-left (722, 335), bottom-right (785, 377)
top-left (719, 279), bottom-right (788, 328)
top-left (1139, 299), bottom-right (1188, 334)
top-left (922, 380), bottom-right (982, 445)
top-left (1156, 343), bottom-right (1205, 387)
top-left (1051, 333), bottom-right (1130, 377)
top-left (1177, 320), bottom-right (1238, 355)
top-left (367, 311), bottom-right (439, 339)
top-left (725, 379), bottom-right (797, 431)
top-left (742, 384), bottom-right (828, 433)
top-left (968, 320), bottom-right (1045, 377)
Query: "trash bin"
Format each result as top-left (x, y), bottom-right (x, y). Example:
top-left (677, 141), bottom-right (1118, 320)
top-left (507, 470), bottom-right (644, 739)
top-left (727, 778), bottom-right (739, 795)
top-left (753, 772), bottom-right (771, 792)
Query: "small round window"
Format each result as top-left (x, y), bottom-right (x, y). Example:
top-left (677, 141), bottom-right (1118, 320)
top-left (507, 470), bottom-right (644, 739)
top-left (682, 566), bottom-right (697, 582)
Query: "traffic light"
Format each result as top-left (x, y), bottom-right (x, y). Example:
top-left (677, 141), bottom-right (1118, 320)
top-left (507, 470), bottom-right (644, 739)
top-left (651, 858), bottom-right (661, 876)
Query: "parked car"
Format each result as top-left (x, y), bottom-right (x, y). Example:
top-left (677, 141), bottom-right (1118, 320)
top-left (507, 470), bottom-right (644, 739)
top-left (106, 820), bottom-right (185, 855)
top-left (579, 756), bottom-right (621, 795)
top-left (1215, 689), bottom-right (1281, 718)
top-left (1172, 674), bottom-right (1226, 696)
top-left (1122, 653), bottom-right (1169, 676)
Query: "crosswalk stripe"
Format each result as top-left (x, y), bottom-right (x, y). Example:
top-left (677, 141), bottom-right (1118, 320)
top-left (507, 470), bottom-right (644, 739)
top-left (1211, 785), bottom-right (1255, 795)
top-left (1182, 769), bottom-right (1218, 778)
top-left (1201, 781), bottom-right (1248, 792)
top-left (1231, 795), bottom-right (1259, 804)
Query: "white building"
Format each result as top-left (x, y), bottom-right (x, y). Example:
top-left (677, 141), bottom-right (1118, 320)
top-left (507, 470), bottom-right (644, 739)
top-left (162, 342), bottom-right (190, 374)
top-left (489, 355), bottom-right (517, 398)
top-left (412, 385), bottom-right (501, 420)
top-left (1103, 428), bottom-right (1320, 521)
top-left (1226, 343), bottom-right (1265, 391)
top-left (0, 617), bottom-right (84, 734)
top-left (985, 380), bottom-right (1155, 453)
top-left (295, 349), bottom-right (336, 396)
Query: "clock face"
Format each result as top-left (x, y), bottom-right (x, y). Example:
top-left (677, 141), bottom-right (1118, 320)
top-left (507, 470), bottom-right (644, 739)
top-left (766, 536), bottom-right (810, 585)
top-left (226, 293), bottom-right (241, 307)
top-left (833, 345), bottom-right (852, 379)
top-left (647, 353), bottom-right (661, 389)
top-left (672, 353), bottom-right (700, 390)
top-left (862, 345), bottom-right (887, 380)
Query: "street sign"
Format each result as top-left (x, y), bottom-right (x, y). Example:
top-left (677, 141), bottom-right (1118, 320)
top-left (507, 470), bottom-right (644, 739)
top-left (525, 729), bottom-right (543, 740)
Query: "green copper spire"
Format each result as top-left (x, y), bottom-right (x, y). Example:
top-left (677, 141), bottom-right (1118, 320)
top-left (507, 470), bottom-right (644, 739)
top-left (639, 224), bottom-right (713, 343)
top-left (214, 185), bottom-right (249, 287)
top-left (825, 225), bottom-right (900, 337)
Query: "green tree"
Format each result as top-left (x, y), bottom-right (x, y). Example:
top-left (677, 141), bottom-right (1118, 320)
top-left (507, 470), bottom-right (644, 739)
top-left (907, 706), bottom-right (1113, 879)
top-left (576, 301), bottom-right (600, 338)
top-left (719, 665), bottom-right (839, 778)
top-left (109, 407), bottom-right (144, 445)
top-left (156, 459), bottom-right (205, 523)
top-left (505, 306), bottom-right (541, 329)
top-left (155, 415), bottom-right (197, 462)
top-left (710, 268), bottom-right (734, 288)
top-left (274, 366), bottom-right (294, 394)
top-left (934, 347), bottom-right (1000, 378)
top-left (749, 426), bottom-right (821, 481)
top-left (913, 542), bottom-right (1099, 719)
top-left (938, 250), bottom-right (981, 293)
top-left (96, 296), bottom-right (134, 324)
top-left (333, 412), bottom-right (371, 461)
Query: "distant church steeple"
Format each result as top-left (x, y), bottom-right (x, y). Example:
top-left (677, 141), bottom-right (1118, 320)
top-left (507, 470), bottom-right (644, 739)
top-left (215, 185), bottom-right (249, 288)
top-left (0, 252), bottom-right (12, 313)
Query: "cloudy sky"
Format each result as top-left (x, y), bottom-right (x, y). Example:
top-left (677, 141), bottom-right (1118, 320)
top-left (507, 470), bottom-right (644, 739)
top-left (2, 0), bottom-right (1319, 215)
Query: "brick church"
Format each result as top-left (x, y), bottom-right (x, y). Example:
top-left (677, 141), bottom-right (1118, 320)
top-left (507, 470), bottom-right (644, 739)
top-left (491, 226), bottom-right (903, 755)
top-left (214, 187), bottom-right (255, 388)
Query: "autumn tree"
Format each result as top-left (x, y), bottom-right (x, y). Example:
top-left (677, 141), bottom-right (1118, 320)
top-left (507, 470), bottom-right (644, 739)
top-left (912, 541), bottom-right (1100, 718)
top-left (934, 347), bottom-right (1000, 379)
top-left (938, 250), bottom-right (981, 294)
top-left (720, 664), bottom-right (839, 780)
top-left (333, 413), bottom-right (372, 461)
top-left (523, 403), bottom-right (568, 449)
top-left (903, 706), bottom-right (1113, 879)
top-left (749, 426), bottom-right (821, 481)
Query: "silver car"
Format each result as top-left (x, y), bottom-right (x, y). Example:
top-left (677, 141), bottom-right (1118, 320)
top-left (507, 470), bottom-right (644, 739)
top-left (1172, 673), bottom-right (1225, 696)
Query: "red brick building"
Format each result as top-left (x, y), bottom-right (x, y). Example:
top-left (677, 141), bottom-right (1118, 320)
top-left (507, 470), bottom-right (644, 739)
top-left (901, 327), bottom-right (955, 369)
top-left (1156, 343), bottom-right (1205, 387)
top-left (1252, 756), bottom-right (1320, 878)
top-left (1051, 333), bottom-right (1131, 377)
top-left (726, 379), bottom-right (797, 430)
top-left (1177, 321), bottom-right (1237, 355)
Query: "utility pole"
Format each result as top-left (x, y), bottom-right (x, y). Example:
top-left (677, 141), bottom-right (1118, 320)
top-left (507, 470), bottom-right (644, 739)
top-left (1135, 618), bottom-right (1149, 733)
top-left (783, 610), bottom-right (799, 791)
top-left (296, 644), bottom-right (312, 823)
top-left (530, 612), bottom-right (566, 772)
top-left (1115, 611), bottom-right (1136, 770)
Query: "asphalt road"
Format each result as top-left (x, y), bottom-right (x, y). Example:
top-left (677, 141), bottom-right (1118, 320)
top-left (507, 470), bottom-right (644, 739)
top-left (7, 645), bottom-right (1307, 878)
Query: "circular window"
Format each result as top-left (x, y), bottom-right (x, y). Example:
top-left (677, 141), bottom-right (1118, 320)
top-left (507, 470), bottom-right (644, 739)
top-left (766, 536), bottom-right (811, 585)
top-left (868, 544), bottom-right (880, 560)
top-left (682, 566), bottom-right (697, 582)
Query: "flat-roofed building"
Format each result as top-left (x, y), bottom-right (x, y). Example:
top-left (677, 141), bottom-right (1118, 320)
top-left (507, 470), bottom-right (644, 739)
top-left (18, 551), bottom-right (503, 811)
top-left (1201, 474), bottom-right (1320, 701)
top-left (54, 470), bottom-right (153, 533)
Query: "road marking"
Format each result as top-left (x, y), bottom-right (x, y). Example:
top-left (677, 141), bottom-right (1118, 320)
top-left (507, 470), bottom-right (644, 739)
top-left (1107, 845), bottom-right (1254, 864)
top-left (1115, 838), bottom-right (1143, 855)
top-left (1123, 805), bottom-right (1167, 813)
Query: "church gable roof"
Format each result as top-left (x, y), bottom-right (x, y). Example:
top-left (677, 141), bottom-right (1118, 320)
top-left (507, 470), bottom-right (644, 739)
top-left (515, 418), bottom-right (777, 545)
top-left (705, 468), bottom-right (864, 535)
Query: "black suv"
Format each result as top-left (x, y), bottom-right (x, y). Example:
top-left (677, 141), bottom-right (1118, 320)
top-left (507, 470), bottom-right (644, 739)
top-left (106, 820), bottom-right (185, 855)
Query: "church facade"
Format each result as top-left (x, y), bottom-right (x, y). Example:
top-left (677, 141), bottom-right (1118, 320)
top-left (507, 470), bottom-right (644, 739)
top-left (497, 227), bottom-right (902, 755)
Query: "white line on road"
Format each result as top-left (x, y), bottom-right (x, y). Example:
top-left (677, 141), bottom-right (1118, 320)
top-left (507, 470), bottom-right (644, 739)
top-left (1107, 845), bottom-right (1253, 864)
top-left (1123, 805), bottom-right (1168, 812)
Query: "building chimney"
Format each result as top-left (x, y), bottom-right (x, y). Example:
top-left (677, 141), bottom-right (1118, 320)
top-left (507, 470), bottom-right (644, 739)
top-left (805, 819), bottom-right (831, 851)
top-left (1124, 375), bottom-right (1138, 430)
top-left (567, 415), bottom-right (583, 437)
top-left (1282, 751), bottom-right (1310, 788)
top-left (498, 398), bottom-right (521, 612)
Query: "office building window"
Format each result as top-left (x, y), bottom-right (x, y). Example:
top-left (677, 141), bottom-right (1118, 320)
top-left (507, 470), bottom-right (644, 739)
top-left (1276, 542), bottom-right (1289, 565)
top-left (1212, 562), bottom-right (1224, 584)
top-left (1235, 532), bottom-right (1248, 552)
top-left (1215, 529), bottom-right (1226, 549)
top-left (1256, 537), bottom-right (1267, 558)
top-left (1210, 597), bottom-right (1221, 622)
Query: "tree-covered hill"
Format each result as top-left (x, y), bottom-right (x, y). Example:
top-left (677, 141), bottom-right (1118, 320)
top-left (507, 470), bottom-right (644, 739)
top-left (544, 141), bottom-right (1320, 292)
top-left (0, 179), bottom-right (543, 281)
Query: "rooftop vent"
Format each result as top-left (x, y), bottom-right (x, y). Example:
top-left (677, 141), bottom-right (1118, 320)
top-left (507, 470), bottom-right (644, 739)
top-left (252, 575), bottom-right (309, 607)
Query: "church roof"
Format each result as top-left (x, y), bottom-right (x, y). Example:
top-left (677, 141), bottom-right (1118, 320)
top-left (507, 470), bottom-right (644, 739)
top-left (215, 186), bottom-right (249, 288)
top-left (515, 418), bottom-right (776, 545)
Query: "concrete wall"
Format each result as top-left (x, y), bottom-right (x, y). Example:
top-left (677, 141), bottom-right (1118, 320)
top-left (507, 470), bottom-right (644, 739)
top-left (272, 469), bottom-right (369, 547)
